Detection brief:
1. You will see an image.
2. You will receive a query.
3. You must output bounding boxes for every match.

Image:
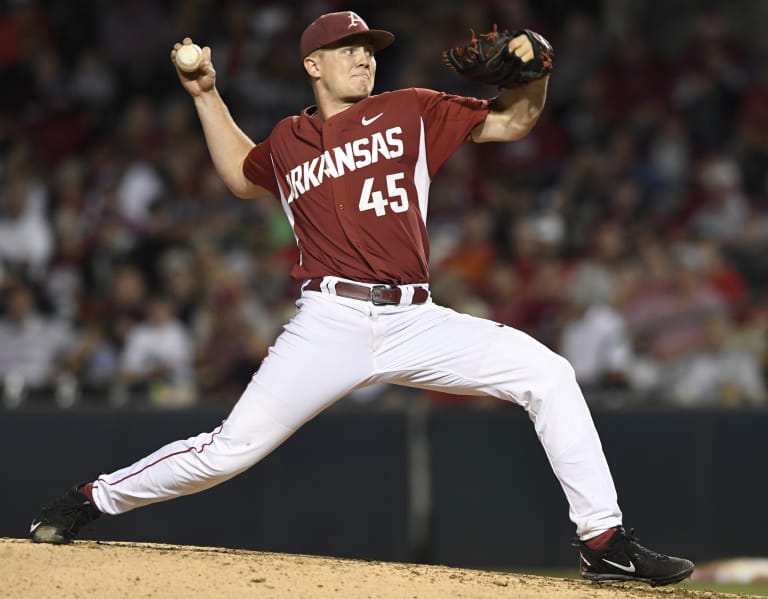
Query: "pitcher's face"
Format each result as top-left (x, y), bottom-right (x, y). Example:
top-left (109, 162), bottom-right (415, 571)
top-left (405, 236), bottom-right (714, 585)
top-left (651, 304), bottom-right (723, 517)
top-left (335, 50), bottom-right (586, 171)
top-left (307, 39), bottom-right (377, 102)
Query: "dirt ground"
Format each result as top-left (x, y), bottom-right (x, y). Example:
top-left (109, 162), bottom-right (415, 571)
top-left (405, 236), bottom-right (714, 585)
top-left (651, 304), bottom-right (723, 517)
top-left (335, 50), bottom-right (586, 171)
top-left (0, 537), bottom-right (760, 599)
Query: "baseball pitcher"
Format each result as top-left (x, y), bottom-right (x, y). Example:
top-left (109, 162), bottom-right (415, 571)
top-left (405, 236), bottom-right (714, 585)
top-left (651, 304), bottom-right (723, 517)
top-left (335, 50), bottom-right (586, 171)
top-left (29, 11), bottom-right (693, 586)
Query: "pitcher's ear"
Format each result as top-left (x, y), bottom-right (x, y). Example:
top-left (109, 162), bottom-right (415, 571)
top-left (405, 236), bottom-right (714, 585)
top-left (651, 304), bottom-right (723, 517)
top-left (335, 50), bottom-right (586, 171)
top-left (304, 54), bottom-right (320, 77)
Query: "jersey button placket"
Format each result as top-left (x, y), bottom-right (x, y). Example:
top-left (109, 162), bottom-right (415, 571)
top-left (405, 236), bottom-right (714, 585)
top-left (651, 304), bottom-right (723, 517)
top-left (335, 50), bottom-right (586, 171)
top-left (325, 120), bottom-right (362, 247)
top-left (322, 124), bottom-right (343, 214)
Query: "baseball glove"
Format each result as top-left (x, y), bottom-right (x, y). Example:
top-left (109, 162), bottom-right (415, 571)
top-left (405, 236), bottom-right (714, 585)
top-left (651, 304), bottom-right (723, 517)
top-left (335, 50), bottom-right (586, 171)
top-left (441, 26), bottom-right (553, 89)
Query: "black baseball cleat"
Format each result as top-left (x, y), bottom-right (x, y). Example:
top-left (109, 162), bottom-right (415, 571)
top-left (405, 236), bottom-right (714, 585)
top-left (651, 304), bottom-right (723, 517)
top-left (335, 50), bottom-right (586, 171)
top-left (576, 526), bottom-right (694, 587)
top-left (29, 485), bottom-right (101, 544)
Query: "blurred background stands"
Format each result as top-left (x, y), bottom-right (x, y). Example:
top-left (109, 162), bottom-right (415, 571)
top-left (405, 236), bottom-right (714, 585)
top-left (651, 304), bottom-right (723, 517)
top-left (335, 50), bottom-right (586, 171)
top-left (1, 0), bottom-right (767, 410)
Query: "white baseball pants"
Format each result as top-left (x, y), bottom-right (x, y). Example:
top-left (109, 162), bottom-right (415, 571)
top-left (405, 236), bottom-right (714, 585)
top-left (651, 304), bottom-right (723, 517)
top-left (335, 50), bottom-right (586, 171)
top-left (92, 279), bottom-right (622, 539)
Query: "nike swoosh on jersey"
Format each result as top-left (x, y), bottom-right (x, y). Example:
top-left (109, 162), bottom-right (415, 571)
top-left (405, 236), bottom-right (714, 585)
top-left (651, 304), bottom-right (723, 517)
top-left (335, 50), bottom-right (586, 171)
top-left (602, 558), bottom-right (636, 573)
top-left (361, 113), bottom-right (383, 126)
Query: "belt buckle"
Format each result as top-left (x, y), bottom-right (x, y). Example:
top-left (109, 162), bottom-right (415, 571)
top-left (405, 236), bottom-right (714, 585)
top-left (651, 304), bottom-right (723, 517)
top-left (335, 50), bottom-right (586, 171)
top-left (370, 285), bottom-right (399, 305)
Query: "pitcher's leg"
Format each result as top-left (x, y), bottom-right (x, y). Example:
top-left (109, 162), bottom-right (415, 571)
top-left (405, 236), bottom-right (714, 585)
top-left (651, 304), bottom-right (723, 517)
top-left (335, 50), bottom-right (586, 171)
top-left (378, 305), bottom-right (622, 538)
top-left (522, 351), bottom-right (622, 539)
top-left (93, 294), bottom-right (376, 515)
top-left (92, 382), bottom-right (294, 514)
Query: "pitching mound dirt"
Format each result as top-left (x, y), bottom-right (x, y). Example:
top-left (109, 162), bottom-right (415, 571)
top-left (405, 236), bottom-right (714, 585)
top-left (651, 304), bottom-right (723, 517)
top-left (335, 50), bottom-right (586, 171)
top-left (0, 537), bottom-right (757, 599)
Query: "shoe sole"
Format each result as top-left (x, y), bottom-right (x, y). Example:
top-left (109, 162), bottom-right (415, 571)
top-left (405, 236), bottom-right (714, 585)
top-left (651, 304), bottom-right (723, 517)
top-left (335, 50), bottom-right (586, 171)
top-left (582, 564), bottom-right (694, 587)
top-left (30, 525), bottom-right (73, 544)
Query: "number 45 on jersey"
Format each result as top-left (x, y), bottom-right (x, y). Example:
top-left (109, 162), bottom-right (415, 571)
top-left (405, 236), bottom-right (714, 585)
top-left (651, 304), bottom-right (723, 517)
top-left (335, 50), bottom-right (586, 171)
top-left (359, 172), bottom-right (409, 216)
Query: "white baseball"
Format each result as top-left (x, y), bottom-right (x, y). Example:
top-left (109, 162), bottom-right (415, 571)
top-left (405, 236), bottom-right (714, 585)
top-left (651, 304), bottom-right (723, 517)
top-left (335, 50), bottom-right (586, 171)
top-left (176, 43), bottom-right (202, 72)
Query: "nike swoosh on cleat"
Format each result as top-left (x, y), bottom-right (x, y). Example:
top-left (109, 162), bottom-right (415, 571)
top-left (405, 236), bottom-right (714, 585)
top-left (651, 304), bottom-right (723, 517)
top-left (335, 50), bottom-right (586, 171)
top-left (361, 113), bottom-right (383, 126)
top-left (29, 521), bottom-right (42, 534)
top-left (602, 558), bottom-right (636, 573)
top-left (580, 554), bottom-right (592, 567)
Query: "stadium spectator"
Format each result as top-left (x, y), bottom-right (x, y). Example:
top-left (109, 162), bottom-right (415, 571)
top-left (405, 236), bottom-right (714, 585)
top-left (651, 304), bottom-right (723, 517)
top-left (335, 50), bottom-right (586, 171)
top-left (667, 312), bottom-right (766, 406)
top-left (0, 282), bottom-right (73, 405)
top-left (194, 281), bottom-right (269, 402)
top-left (0, 172), bottom-right (53, 281)
top-left (116, 294), bottom-right (195, 406)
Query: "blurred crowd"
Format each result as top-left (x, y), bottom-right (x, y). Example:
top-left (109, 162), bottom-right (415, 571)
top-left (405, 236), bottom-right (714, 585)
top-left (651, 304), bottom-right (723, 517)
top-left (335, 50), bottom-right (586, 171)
top-left (1, 0), bottom-right (767, 409)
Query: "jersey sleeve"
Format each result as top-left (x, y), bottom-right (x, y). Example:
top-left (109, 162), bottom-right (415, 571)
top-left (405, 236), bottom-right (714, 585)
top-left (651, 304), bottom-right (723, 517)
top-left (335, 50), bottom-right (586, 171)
top-left (413, 88), bottom-right (490, 177)
top-left (242, 138), bottom-right (279, 197)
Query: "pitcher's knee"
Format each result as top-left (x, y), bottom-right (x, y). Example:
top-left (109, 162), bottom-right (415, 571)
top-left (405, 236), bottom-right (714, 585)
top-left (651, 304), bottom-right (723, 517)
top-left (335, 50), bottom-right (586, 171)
top-left (193, 432), bottom-right (277, 478)
top-left (523, 350), bottom-right (578, 404)
top-left (551, 352), bottom-right (577, 383)
top-left (195, 416), bottom-right (294, 479)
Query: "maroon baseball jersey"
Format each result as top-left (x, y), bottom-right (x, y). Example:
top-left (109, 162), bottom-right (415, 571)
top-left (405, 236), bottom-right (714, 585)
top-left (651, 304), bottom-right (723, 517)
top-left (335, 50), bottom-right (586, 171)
top-left (243, 87), bottom-right (490, 284)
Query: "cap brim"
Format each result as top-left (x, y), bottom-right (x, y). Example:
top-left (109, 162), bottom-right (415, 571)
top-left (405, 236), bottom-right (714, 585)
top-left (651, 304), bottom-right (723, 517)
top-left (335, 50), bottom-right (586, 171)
top-left (324, 29), bottom-right (395, 53)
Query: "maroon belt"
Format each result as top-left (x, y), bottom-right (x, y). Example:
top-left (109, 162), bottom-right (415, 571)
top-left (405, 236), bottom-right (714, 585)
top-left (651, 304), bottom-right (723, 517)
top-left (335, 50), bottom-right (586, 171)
top-left (305, 278), bottom-right (429, 306)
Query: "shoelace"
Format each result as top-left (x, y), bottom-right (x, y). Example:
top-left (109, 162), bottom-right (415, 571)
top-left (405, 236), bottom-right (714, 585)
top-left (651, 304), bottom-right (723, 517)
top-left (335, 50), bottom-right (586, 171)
top-left (572, 527), bottom-right (666, 558)
top-left (624, 528), bottom-right (667, 560)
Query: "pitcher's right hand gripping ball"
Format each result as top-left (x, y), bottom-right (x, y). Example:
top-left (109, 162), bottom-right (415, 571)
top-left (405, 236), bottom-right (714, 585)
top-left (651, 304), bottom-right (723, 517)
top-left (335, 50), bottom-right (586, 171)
top-left (442, 26), bottom-right (553, 88)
